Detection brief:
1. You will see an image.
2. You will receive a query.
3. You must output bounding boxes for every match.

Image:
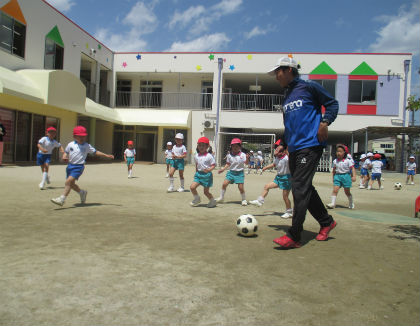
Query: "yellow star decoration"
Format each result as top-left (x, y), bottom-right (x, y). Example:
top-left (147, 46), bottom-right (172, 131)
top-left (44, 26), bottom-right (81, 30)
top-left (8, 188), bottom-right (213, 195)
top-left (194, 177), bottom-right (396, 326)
top-left (196, 65), bottom-right (202, 71)
top-left (86, 43), bottom-right (89, 49)
top-left (247, 54), bottom-right (253, 60)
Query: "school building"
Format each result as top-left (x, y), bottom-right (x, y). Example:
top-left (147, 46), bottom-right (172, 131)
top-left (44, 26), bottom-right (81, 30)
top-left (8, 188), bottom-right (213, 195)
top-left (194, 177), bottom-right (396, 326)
top-left (0, 0), bottom-right (416, 170)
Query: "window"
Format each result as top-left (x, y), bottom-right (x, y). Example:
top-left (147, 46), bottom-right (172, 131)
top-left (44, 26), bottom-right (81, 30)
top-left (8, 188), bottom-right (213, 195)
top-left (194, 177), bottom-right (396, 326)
top-left (44, 37), bottom-right (64, 69)
top-left (312, 79), bottom-right (336, 97)
top-left (0, 12), bottom-right (26, 58)
top-left (140, 80), bottom-right (162, 107)
top-left (162, 128), bottom-right (188, 150)
top-left (116, 80), bottom-right (131, 107)
top-left (348, 80), bottom-right (377, 104)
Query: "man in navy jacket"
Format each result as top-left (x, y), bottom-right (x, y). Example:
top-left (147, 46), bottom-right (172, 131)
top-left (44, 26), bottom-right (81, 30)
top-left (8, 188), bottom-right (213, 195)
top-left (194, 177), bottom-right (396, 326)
top-left (268, 57), bottom-right (339, 248)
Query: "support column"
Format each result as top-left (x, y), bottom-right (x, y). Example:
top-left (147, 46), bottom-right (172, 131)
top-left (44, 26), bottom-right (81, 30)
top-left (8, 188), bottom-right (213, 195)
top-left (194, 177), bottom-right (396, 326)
top-left (365, 129), bottom-right (368, 153)
top-left (89, 118), bottom-right (96, 147)
top-left (95, 61), bottom-right (100, 103)
top-left (350, 132), bottom-right (354, 155)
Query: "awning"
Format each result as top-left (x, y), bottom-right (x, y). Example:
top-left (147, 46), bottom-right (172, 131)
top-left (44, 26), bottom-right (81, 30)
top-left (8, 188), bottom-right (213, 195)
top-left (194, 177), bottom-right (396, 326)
top-left (352, 126), bottom-right (420, 141)
top-left (115, 109), bottom-right (191, 127)
top-left (85, 98), bottom-right (121, 124)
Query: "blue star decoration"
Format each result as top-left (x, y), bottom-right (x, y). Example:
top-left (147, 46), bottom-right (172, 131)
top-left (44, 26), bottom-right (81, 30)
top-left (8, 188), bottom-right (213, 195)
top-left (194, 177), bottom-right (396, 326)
top-left (174, 55), bottom-right (177, 59)
top-left (136, 54), bottom-right (142, 60)
top-left (229, 65), bottom-right (235, 71)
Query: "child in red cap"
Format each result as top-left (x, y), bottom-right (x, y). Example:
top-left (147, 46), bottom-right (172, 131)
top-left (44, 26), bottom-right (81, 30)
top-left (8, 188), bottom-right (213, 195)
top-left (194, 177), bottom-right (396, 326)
top-left (37, 127), bottom-right (64, 189)
top-left (51, 126), bottom-right (114, 206)
top-left (190, 137), bottom-right (217, 208)
top-left (368, 153), bottom-right (384, 190)
top-left (124, 140), bottom-right (136, 178)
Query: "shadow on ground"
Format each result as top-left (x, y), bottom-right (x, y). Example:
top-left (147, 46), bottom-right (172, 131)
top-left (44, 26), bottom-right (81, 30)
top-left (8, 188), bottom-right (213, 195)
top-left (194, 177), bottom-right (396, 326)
top-left (388, 225), bottom-right (420, 242)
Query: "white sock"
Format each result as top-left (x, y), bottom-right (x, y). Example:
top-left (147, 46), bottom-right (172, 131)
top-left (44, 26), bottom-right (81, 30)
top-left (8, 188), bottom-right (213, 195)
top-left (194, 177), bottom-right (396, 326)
top-left (194, 194), bottom-right (200, 200)
top-left (169, 177), bottom-right (174, 187)
top-left (241, 192), bottom-right (246, 201)
top-left (330, 196), bottom-right (336, 206)
top-left (42, 172), bottom-right (48, 182)
top-left (286, 208), bottom-right (293, 213)
top-left (129, 169), bottom-right (132, 177)
top-left (257, 196), bottom-right (264, 203)
top-left (347, 194), bottom-right (353, 205)
top-left (60, 195), bottom-right (67, 201)
top-left (180, 178), bottom-right (184, 188)
top-left (220, 189), bottom-right (226, 198)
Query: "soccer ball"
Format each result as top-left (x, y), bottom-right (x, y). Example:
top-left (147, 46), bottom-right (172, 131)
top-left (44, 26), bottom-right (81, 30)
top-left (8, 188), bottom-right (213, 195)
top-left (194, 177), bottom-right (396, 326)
top-left (394, 182), bottom-right (402, 190)
top-left (236, 214), bottom-right (258, 237)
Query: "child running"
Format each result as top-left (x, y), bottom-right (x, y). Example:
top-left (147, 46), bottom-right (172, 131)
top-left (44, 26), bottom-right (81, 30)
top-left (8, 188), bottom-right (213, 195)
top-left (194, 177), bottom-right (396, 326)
top-left (51, 126), bottom-right (114, 206)
top-left (37, 127), bottom-right (64, 189)
top-left (124, 140), bottom-right (136, 178)
top-left (190, 137), bottom-right (217, 208)
top-left (256, 150), bottom-right (264, 174)
top-left (217, 138), bottom-right (249, 206)
top-left (247, 150), bottom-right (255, 174)
top-left (358, 154), bottom-right (369, 189)
top-left (168, 133), bottom-right (187, 192)
top-left (326, 144), bottom-right (356, 209)
top-left (406, 155), bottom-right (416, 185)
top-left (250, 139), bottom-right (293, 218)
top-left (164, 142), bottom-right (173, 177)
top-left (368, 153), bottom-right (384, 190)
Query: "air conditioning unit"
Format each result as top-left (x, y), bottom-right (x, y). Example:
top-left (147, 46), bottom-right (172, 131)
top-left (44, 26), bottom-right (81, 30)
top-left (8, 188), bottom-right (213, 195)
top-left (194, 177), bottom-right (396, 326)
top-left (203, 120), bottom-right (215, 129)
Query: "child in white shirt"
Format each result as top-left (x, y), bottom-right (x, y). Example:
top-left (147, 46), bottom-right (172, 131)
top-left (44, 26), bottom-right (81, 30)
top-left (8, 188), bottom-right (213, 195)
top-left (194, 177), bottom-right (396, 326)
top-left (124, 140), bottom-right (136, 178)
top-left (406, 155), bottom-right (416, 185)
top-left (164, 142), bottom-right (173, 178)
top-left (168, 133), bottom-right (187, 192)
top-left (368, 153), bottom-right (383, 190)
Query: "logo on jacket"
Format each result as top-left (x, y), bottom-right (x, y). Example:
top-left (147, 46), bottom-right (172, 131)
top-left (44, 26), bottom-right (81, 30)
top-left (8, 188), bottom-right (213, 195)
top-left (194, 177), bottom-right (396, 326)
top-left (300, 157), bottom-right (306, 164)
top-left (283, 99), bottom-right (303, 113)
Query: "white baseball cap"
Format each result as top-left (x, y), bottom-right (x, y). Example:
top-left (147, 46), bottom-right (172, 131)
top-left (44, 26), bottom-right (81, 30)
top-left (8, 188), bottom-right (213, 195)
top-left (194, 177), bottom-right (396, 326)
top-left (360, 154), bottom-right (366, 159)
top-left (268, 57), bottom-right (298, 75)
top-left (367, 152), bottom-right (373, 157)
top-left (250, 150), bottom-right (254, 153)
top-left (258, 151), bottom-right (262, 155)
top-left (409, 155), bottom-right (415, 159)
top-left (167, 141), bottom-right (172, 146)
top-left (175, 133), bottom-right (184, 140)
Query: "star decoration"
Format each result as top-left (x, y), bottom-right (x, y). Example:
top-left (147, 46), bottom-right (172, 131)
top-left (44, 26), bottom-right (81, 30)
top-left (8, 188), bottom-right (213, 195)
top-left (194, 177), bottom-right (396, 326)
top-left (97, 44), bottom-right (102, 50)
top-left (122, 62), bottom-right (127, 68)
top-left (85, 43), bottom-right (89, 49)
top-left (136, 54), bottom-right (142, 60)
top-left (174, 55), bottom-right (177, 59)
top-left (196, 65), bottom-right (202, 71)
top-left (223, 58), bottom-right (226, 62)
top-left (288, 54), bottom-right (293, 58)
top-left (229, 65), bottom-right (235, 71)
top-left (247, 54), bottom-right (253, 60)
top-left (208, 54), bottom-right (215, 60)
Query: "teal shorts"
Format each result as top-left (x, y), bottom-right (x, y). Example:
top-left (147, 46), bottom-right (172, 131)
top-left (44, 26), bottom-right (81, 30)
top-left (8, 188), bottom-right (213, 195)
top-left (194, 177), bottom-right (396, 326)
top-left (172, 159), bottom-right (185, 170)
top-left (126, 157), bottom-right (135, 166)
top-left (166, 158), bottom-right (173, 165)
top-left (274, 174), bottom-right (291, 190)
top-left (226, 170), bottom-right (245, 184)
top-left (334, 173), bottom-right (352, 188)
top-left (194, 171), bottom-right (213, 188)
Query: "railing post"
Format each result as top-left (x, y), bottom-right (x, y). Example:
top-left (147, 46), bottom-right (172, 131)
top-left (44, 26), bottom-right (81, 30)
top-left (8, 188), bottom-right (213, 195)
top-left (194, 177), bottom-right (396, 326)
top-left (214, 58), bottom-right (223, 166)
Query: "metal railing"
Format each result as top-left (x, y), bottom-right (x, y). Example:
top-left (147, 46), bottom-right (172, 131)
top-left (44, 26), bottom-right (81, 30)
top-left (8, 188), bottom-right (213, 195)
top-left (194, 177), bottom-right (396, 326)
top-left (222, 93), bottom-right (284, 111)
top-left (115, 91), bottom-right (213, 110)
top-left (81, 79), bottom-right (96, 101)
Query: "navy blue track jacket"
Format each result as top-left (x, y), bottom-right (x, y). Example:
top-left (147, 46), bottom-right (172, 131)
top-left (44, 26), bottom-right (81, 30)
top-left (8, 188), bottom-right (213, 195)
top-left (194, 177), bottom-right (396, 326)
top-left (282, 77), bottom-right (339, 153)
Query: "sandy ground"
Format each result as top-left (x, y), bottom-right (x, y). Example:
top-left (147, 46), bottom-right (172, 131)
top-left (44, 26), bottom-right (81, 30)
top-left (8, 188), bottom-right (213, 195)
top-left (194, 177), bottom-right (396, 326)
top-left (0, 162), bottom-right (419, 326)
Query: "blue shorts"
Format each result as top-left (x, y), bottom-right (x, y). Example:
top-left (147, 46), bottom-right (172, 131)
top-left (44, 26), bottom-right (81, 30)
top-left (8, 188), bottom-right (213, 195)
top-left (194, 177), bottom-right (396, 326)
top-left (226, 170), bottom-right (245, 184)
top-left (407, 170), bottom-right (415, 176)
top-left (37, 153), bottom-right (52, 165)
top-left (371, 173), bottom-right (381, 181)
top-left (249, 162), bottom-right (255, 167)
top-left (360, 168), bottom-right (369, 176)
top-left (126, 157), bottom-right (135, 166)
top-left (333, 173), bottom-right (352, 188)
top-left (274, 174), bottom-right (291, 190)
top-left (66, 164), bottom-right (85, 180)
top-left (172, 159), bottom-right (185, 171)
top-left (193, 171), bottom-right (213, 188)
top-left (166, 158), bottom-right (173, 165)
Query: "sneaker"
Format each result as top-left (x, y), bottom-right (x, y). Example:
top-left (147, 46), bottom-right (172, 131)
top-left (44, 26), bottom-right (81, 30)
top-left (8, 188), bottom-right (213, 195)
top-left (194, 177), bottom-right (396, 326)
top-left (190, 197), bottom-right (201, 207)
top-left (51, 197), bottom-right (64, 206)
top-left (241, 200), bottom-right (248, 206)
top-left (280, 212), bottom-right (293, 219)
top-left (167, 186), bottom-right (174, 192)
top-left (165, 173), bottom-right (169, 178)
top-left (177, 187), bottom-right (184, 192)
top-left (207, 198), bottom-right (217, 208)
top-left (348, 202), bottom-right (355, 209)
top-left (359, 185), bottom-right (365, 189)
top-left (411, 182), bottom-right (415, 185)
top-left (316, 220), bottom-right (337, 241)
top-left (367, 186), bottom-right (372, 190)
top-left (273, 235), bottom-right (301, 248)
top-left (326, 203), bottom-right (335, 209)
top-left (216, 197), bottom-right (224, 203)
top-left (46, 176), bottom-right (51, 184)
top-left (380, 186), bottom-right (384, 190)
top-left (79, 190), bottom-right (87, 204)
top-left (249, 199), bottom-right (263, 207)
top-left (39, 182), bottom-right (45, 190)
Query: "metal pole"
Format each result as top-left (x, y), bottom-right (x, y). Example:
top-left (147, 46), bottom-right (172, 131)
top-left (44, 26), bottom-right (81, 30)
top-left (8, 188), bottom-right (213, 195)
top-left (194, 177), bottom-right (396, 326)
top-left (214, 58), bottom-right (223, 166)
top-left (365, 128), bottom-right (368, 153)
top-left (401, 59), bottom-right (410, 172)
top-left (350, 132), bottom-right (354, 155)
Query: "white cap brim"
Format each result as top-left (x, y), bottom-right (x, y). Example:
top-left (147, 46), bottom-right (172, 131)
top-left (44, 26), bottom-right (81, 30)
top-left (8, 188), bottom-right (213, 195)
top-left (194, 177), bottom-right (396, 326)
top-left (267, 66), bottom-right (279, 75)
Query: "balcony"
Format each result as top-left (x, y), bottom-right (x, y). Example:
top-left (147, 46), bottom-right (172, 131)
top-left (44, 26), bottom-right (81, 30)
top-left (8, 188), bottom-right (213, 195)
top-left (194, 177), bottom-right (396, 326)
top-left (222, 93), bottom-right (284, 111)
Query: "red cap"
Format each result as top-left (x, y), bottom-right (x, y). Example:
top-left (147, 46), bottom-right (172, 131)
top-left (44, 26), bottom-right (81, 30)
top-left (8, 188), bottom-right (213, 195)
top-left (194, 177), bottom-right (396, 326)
top-left (230, 138), bottom-right (242, 145)
top-left (337, 144), bottom-right (349, 154)
top-left (275, 139), bottom-right (281, 146)
top-left (374, 153), bottom-right (381, 159)
top-left (197, 137), bottom-right (209, 144)
top-left (127, 140), bottom-right (134, 145)
top-left (73, 126), bottom-right (88, 136)
top-left (46, 127), bottom-right (56, 133)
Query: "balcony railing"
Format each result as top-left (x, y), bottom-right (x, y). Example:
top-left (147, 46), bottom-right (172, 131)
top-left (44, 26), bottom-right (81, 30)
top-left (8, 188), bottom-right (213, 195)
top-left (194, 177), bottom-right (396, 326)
top-left (81, 79), bottom-right (96, 101)
top-left (115, 91), bottom-right (213, 110)
top-left (222, 93), bottom-right (284, 111)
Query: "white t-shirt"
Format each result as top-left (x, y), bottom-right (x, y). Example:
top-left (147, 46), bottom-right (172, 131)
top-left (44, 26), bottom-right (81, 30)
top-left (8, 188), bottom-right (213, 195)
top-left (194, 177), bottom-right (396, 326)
top-left (257, 155), bottom-right (263, 163)
top-left (406, 162), bottom-right (416, 170)
top-left (249, 155), bottom-right (255, 163)
top-left (172, 144), bottom-right (187, 158)
top-left (333, 158), bottom-right (353, 174)
top-left (124, 148), bottom-right (136, 158)
top-left (165, 149), bottom-right (173, 159)
top-left (65, 141), bottom-right (96, 164)
top-left (38, 136), bottom-right (61, 154)
top-left (371, 160), bottom-right (383, 174)
top-left (274, 154), bottom-right (290, 175)
top-left (361, 159), bottom-right (370, 169)
top-left (226, 152), bottom-right (247, 171)
top-left (194, 152), bottom-right (216, 171)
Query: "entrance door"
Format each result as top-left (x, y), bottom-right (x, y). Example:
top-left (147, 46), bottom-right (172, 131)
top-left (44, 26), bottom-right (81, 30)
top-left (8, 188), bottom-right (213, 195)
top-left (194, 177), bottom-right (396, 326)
top-left (136, 133), bottom-right (155, 162)
top-left (15, 111), bottom-right (31, 161)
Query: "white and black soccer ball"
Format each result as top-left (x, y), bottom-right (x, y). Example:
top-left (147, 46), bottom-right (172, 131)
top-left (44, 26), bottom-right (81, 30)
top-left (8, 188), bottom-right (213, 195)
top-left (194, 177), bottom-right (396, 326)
top-left (394, 182), bottom-right (402, 190)
top-left (236, 214), bottom-right (258, 237)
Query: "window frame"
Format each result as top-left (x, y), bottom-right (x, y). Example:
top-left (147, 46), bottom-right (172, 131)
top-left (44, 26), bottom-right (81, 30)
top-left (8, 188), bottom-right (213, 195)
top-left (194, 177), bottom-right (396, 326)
top-left (0, 11), bottom-right (26, 59)
top-left (348, 79), bottom-right (377, 105)
top-left (311, 79), bottom-right (337, 98)
top-left (44, 36), bottom-right (64, 70)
